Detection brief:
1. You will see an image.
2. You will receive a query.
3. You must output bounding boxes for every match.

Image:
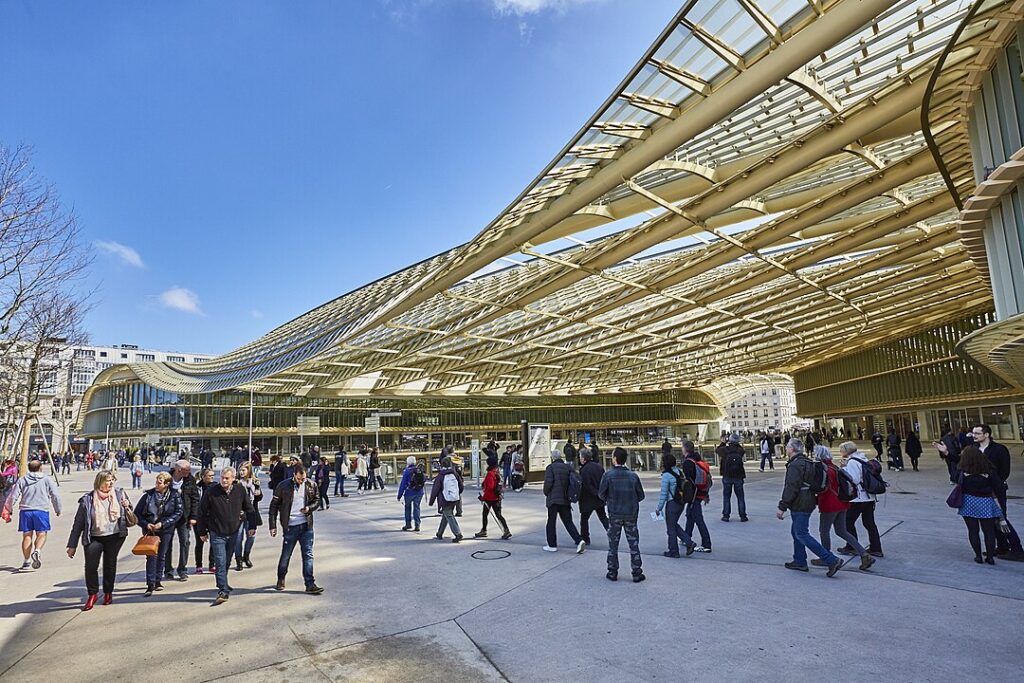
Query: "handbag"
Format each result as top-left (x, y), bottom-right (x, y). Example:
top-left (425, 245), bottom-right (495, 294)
top-left (131, 533), bottom-right (160, 557)
top-left (945, 475), bottom-right (963, 509)
top-left (122, 493), bottom-right (138, 527)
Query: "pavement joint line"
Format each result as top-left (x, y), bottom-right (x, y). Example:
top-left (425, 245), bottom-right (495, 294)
top-left (453, 617), bottom-right (511, 683)
top-left (288, 624), bottom-right (335, 683)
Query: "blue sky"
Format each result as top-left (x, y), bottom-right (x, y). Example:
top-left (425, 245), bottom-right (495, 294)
top-left (1, 0), bottom-right (679, 355)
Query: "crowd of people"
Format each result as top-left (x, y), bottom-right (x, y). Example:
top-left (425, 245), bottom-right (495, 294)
top-left (0, 423), bottom-right (1020, 611)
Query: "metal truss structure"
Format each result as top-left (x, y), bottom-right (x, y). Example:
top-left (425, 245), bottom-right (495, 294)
top-left (87, 0), bottom-right (1019, 407)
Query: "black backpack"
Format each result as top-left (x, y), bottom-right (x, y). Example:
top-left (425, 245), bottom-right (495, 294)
top-left (835, 467), bottom-right (858, 501)
top-left (725, 451), bottom-right (745, 478)
top-left (807, 460), bottom-right (828, 494)
top-left (409, 466), bottom-right (425, 491)
top-left (567, 467), bottom-right (582, 503)
top-left (671, 469), bottom-right (694, 505)
top-left (860, 458), bottom-right (888, 495)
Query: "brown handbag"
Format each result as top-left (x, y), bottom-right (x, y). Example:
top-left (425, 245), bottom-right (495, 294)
top-left (131, 534), bottom-right (160, 557)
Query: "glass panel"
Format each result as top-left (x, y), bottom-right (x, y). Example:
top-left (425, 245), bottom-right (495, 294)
top-left (982, 405), bottom-right (1013, 441)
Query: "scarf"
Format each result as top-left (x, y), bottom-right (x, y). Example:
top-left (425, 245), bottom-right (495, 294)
top-left (93, 489), bottom-right (121, 524)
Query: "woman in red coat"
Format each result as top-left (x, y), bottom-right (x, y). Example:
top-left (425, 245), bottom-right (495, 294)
top-left (814, 445), bottom-right (874, 571)
top-left (475, 456), bottom-right (512, 540)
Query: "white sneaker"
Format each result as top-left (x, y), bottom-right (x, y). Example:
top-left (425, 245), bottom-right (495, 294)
top-left (542, 545), bottom-right (558, 552)
top-left (576, 540), bottom-right (586, 554)
top-left (31, 550), bottom-right (41, 569)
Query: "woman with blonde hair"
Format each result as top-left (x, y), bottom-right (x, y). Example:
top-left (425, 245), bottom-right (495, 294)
top-left (233, 462), bottom-right (263, 570)
top-left (66, 471), bottom-right (133, 611)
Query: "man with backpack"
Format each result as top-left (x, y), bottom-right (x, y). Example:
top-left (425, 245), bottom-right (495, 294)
top-left (776, 439), bottom-right (844, 576)
top-left (599, 447), bottom-right (645, 582)
top-left (578, 447), bottom-right (609, 546)
top-left (812, 446), bottom-right (874, 571)
top-left (837, 441), bottom-right (885, 559)
top-left (542, 450), bottom-right (585, 553)
top-left (719, 433), bottom-right (748, 522)
top-left (475, 455), bottom-right (511, 539)
top-left (397, 456), bottom-right (425, 532)
top-left (428, 456), bottom-right (463, 542)
top-left (681, 441), bottom-right (712, 553)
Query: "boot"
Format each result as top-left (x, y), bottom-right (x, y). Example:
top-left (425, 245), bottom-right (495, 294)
top-left (242, 555), bottom-right (253, 569)
top-left (83, 594), bottom-right (99, 611)
top-left (235, 560), bottom-right (243, 571)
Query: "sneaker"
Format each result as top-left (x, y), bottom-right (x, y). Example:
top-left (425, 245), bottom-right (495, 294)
top-left (305, 584), bottom-right (325, 595)
top-left (501, 532), bottom-right (512, 540)
top-left (242, 557), bottom-right (253, 569)
top-left (30, 550), bottom-right (41, 569)
top-left (275, 579), bottom-right (286, 591)
top-left (154, 583), bottom-right (164, 591)
top-left (663, 551), bottom-right (680, 558)
top-left (452, 536), bottom-right (463, 543)
top-left (214, 592), bottom-right (229, 605)
top-left (606, 571), bottom-right (617, 581)
top-left (474, 531), bottom-right (487, 538)
top-left (542, 545), bottom-right (558, 552)
top-left (868, 550), bottom-right (884, 558)
top-left (144, 587), bottom-right (154, 597)
top-left (401, 526), bottom-right (411, 531)
top-left (177, 571), bottom-right (188, 582)
top-left (164, 571), bottom-right (175, 581)
top-left (810, 559), bottom-right (827, 567)
top-left (836, 547), bottom-right (855, 556)
top-left (20, 561), bottom-right (31, 571)
top-left (434, 534), bottom-right (444, 540)
top-left (576, 540), bottom-right (586, 554)
top-left (827, 559), bottom-right (845, 577)
top-left (414, 526), bottom-right (420, 532)
top-left (740, 516), bottom-right (749, 522)
top-left (632, 573), bottom-right (646, 583)
top-left (859, 555), bottom-right (875, 571)
top-left (784, 561), bottom-right (809, 572)
top-left (695, 546), bottom-right (712, 553)
top-left (721, 516), bottom-right (729, 522)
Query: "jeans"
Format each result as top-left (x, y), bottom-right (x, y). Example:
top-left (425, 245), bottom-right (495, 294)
top-left (334, 474), bottom-right (346, 496)
top-left (502, 464), bottom-right (511, 487)
top-left (722, 479), bottom-right (746, 519)
top-left (819, 510), bottom-right (865, 556)
top-left (685, 500), bottom-right (711, 549)
top-left (131, 473), bottom-right (142, 489)
top-left (319, 484), bottom-right (331, 509)
top-left (760, 453), bottom-right (774, 470)
top-left (481, 500), bottom-right (509, 535)
top-left (164, 523), bottom-right (191, 574)
top-left (993, 488), bottom-right (1023, 553)
top-left (437, 503), bottom-right (461, 538)
top-left (664, 500), bottom-right (693, 554)
top-left (145, 531), bottom-right (175, 587)
top-left (790, 511), bottom-right (837, 566)
top-left (578, 499), bottom-right (609, 545)
top-left (278, 523), bottom-right (316, 588)
top-left (545, 504), bottom-right (581, 547)
top-left (82, 533), bottom-right (125, 595)
top-left (845, 501), bottom-right (882, 553)
top-left (607, 516), bottom-right (642, 576)
top-left (209, 533), bottom-right (232, 594)
top-left (233, 520), bottom-right (254, 562)
top-left (403, 492), bottom-right (422, 528)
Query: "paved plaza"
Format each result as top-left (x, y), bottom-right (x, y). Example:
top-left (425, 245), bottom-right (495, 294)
top-left (1, 451), bottom-right (1022, 682)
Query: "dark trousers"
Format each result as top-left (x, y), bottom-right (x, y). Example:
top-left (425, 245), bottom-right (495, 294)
top-left (944, 457), bottom-right (958, 483)
top-left (607, 516), bottom-right (642, 576)
top-left (319, 485), bottom-right (330, 509)
top-left (722, 480), bottom-right (746, 519)
top-left (357, 476), bottom-right (367, 490)
top-left (759, 453), bottom-right (774, 470)
top-left (964, 516), bottom-right (997, 558)
top-left (994, 488), bottom-right (1023, 553)
top-left (578, 498), bottom-right (609, 544)
top-left (145, 531), bottom-right (174, 587)
top-left (845, 501), bottom-right (882, 553)
top-left (193, 525), bottom-right (212, 567)
top-left (481, 500), bottom-right (509, 535)
top-left (685, 500), bottom-right (711, 549)
top-left (83, 534), bottom-right (125, 596)
top-left (163, 523), bottom-right (191, 574)
top-left (546, 504), bottom-right (581, 547)
top-left (664, 500), bottom-right (693, 554)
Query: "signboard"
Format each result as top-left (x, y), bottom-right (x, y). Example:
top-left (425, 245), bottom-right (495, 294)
top-left (528, 424), bottom-right (551, 472)
top-left (364, 416), bottom-right (380, 432)
top-left (145, 433), bottom-right (161, 445)
top-left (296, 415), bottom-right (321, 436)
top-left (178, 441), bottom-right (192, 456)
top-left (471, 439), bottom-right (480, 483)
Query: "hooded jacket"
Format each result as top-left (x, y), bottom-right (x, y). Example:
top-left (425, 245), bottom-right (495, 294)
top-left (3, 472), bottom-right (62, 516)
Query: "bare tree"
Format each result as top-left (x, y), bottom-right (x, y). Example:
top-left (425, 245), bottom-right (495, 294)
top-left (0, 144), bottom-right (92, 470)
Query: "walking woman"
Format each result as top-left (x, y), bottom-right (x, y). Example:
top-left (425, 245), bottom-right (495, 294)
top-left (905, 431), bottom-right (923, 472)
top-left (134, 472), bottom-right (183, 596)
top-left (355, 451), bottom-right (369, 493)
top-left (813, 445), bottom-right (874, 571)
top-left (66, 471), bottom-right (133, 611)
top-left (129, 455), bottom-right (144, 489)
top-left (475, 455), bottom-right (511, 539)
top-left (655, 453), bottom-right (695, 558)
top-left (313, 458), bottom-right (331, 510)
top-left (956, 446), bottom-right (1006, 564)
top-left (234, 462), bottom-right (263, 570)
top-left (194, 468), bottom-right (215, 573)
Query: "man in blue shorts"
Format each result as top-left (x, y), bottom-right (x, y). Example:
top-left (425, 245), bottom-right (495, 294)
top-left (1, 459), bottom-right (62, 570)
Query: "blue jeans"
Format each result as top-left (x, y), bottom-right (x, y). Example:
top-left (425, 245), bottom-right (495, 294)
top-left (502, 464), bottom-right (511, 486)
top-left (278, 523), bottom-right (315, 588)
top-left (334, 474), bottom-right (346, 496)
top-left (233, 520), bottom-right (254, 562)
top-left (404, 492), bottom-right (422, 528)
top-left (131, 473), bottom-right (142, 489)
top-left (145, 531), bottom-right (174, 587)
top-left (664, 500), bottom-right (693, 554)
top-left (722, 479), bottom-right (746, 518)
top-left (759, 453), bottom-right (774, 470)
top-left (209, 533), bottom-right (232, 594)
top-left (790, 511), bottom-right (837, 567)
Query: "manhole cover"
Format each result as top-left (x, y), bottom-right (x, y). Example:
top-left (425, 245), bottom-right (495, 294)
top-left (471, 549), bottom-right (511, 561)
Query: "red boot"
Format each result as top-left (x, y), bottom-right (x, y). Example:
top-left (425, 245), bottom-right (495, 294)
top-left (83, 594), bottom-right (98, 611)
top-left (103, 593), bottom-right (113, 605)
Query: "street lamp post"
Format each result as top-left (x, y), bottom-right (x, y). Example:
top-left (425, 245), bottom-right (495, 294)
top-left (248, 388), bottom-right (254, 463)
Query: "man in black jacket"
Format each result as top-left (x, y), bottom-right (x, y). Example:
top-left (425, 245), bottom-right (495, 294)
top-left (973, 425), bottom-right (1022, 559)
top-left (269, 464), bottom-right (325, 593)
top-left (543, 452), bottom-right (585, 553)
top-left (268, 454), bottom-right (287, 492)
top-left (197, 467), bottom-right (256, 604)
top-left (562, 439), bottom-right (578, 470)
top-left (719, 434), bottom-right (748, 522)
top-left (578, 448), bottom-right (609, 546)
top-left (164, 459), bottom-right (200, 581)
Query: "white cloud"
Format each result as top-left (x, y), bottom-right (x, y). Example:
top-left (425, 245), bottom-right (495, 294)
top-left (159, 287), bottom-right (204, 316)
top-left (95, 240), bottom-right (144, 268)
top-left (251, 308), bottom-right (263, 319)
top-left (491, 0), bottom-right (596, 15)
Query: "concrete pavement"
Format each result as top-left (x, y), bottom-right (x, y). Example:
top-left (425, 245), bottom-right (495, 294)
top-left (1, 453), bottom-right (1021, 682)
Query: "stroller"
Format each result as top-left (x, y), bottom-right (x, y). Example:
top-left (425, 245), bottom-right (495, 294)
top-left (510, 461), bottom-right (526, 491)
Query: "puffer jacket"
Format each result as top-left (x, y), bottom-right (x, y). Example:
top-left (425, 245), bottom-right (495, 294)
top-left (543, 459), bottom-right (572, 507)
top-left (134, 487), bottom-right (183, 531)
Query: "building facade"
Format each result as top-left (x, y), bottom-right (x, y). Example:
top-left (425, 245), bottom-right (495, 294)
top-left (724, 384), bottom-right (803, 434)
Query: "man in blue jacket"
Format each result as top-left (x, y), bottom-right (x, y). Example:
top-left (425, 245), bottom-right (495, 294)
top-left (598, 447), bottom-right (645, 583)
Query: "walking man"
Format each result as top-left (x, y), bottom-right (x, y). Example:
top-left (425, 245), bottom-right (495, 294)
top-left (197, 466), bottom-right (257, 604)
top-left (268, 463), bottom-right (325, 594)
top-left (397, 456), bottom-right (425, 532)
top-left (719, 434), bottom-right (748, 522)
top-left (776, 439), bottom-right (844, 576)
top-left (681, 441), bottom-right (712, 552)
top-left (598, 447), bottom-right (645, 582)
top-left (333, 447), bottom-right (348, 497)
top-left (1, 459), bottom-right (61, 570)
top-left (428, 456), bottom-right (463, 542)
top-left (164, 459), bottom-right (200, 582)
top-left (578, 447), bottom-right (609, 546)
top-left (542, 450), bottom-right (585, 553)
